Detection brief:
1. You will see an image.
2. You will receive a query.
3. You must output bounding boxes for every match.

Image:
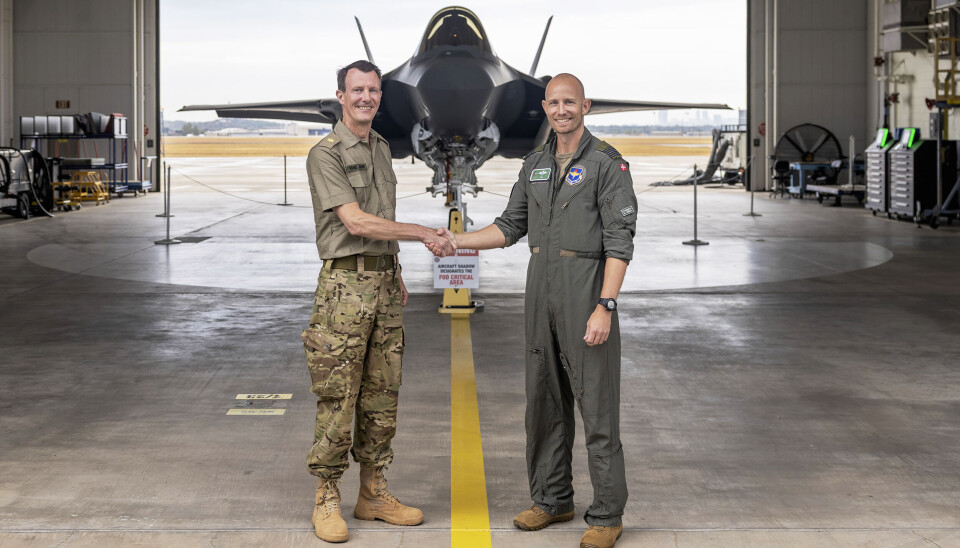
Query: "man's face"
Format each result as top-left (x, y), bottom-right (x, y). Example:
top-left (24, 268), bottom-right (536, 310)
top-left (542, 78), bottom-right (590, 136)
top-left (337, 68), bottom-right (381, 127)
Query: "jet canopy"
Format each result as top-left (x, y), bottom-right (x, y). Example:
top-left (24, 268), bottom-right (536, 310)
top-left (417, 7), bottom-right (492, 55)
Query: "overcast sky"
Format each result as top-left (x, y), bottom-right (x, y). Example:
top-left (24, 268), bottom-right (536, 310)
top-left (162, 0), bottom-right (745, 125)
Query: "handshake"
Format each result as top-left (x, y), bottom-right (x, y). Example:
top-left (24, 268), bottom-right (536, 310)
top-left (422, 227), bottom-right (459, 257)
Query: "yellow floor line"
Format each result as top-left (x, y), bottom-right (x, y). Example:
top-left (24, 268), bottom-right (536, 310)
top-left (450, 317), bottom-right (492, 548)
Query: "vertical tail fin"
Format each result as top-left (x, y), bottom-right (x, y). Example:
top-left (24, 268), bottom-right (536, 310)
top-left (354, 17), bottom-right (375, 64)
top-left (529, 16), bottom-right (553, 76)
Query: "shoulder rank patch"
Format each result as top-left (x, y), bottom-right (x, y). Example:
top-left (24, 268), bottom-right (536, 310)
top-left (596, 141), bottom-right (622, 160)
top-left (523, 144), bottom-right (546, 160)
top-left (319, 134), bottom-right (340, 148)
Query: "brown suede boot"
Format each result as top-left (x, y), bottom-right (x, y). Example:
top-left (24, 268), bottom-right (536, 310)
top-left (513, 504), bottom-right (575, 531)
top-left (312, 478), bottom-right (348, 543)
top-left (579, 524), bottom-right (623, 548)
top-left (353, 465), bottom-right (424, 526)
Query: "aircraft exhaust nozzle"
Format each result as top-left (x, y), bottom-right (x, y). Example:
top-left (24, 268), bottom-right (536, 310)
top-left (418, 58), bottom-right (493, 138)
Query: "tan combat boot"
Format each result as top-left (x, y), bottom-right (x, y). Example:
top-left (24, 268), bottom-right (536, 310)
top-left (579, 523), bottom-right (623, 548)
top-left (353, 465), bottom-right (424, 525)
top-left (513, 504), bottom-right (575, 531)
top-left (312, 478), bottom-right (348, 543)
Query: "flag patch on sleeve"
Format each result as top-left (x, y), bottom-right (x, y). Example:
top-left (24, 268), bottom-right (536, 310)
top-left (620, 206), bottom-right (635, 217)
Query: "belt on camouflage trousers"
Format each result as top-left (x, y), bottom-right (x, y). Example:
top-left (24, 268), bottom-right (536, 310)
top-left (327, 254), bottom-right (396, 271)
top-left (530, 247), bottom-right (603, 260)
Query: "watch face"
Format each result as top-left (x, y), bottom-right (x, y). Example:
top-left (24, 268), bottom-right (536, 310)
top-left (603, 299), bottom-right (616, 310)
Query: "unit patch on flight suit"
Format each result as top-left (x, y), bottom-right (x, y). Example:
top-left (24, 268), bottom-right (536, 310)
top-left (621, 205), bottom-right (635, 217)
top-left (566, 165), bottom-right (586, 185)
top-left (530, 168), bottom-right (551, 182)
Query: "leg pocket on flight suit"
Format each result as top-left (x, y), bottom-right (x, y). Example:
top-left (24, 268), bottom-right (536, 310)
top-left (302, 327), bottom-right (354, 400)
top-left (587, 444), bottom-right (625, 502)
top-left (525, 345), bottom-right (547, 402)
top-left (558, 351), bottom-right (582, 401)
top-left (580, 343), bottom-right (609, 414)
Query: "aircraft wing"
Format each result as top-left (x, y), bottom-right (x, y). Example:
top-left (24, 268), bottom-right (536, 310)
top-left (178, 99), bottom-right (342, 125)
top-left (588, 99), bottom-right (731, 115)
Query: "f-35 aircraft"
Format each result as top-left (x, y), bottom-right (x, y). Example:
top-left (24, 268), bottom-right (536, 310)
top-left (181, 6), bottom-right (729, 216)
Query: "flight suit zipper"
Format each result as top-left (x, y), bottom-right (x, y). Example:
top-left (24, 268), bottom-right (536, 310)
top-left (560, 180), bottom-right (592, 210)
top-left (543, 157), bottom-right (558, 226)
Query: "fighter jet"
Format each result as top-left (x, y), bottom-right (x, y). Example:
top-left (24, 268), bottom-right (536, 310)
top-left (180, 6), bottom-right (729, 216)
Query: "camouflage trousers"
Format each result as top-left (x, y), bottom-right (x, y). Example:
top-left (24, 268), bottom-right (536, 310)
top-left (302, 260), bottom-right (404, 479)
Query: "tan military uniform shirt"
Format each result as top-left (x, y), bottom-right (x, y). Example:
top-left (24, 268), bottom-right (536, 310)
top-left (307, 120), bottom-right (400, 259)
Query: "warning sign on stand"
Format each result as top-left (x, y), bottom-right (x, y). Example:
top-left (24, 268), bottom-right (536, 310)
top-left (434, 249), bottom-right (479, 289)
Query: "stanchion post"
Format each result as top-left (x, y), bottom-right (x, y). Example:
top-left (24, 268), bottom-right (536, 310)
top-left (744, 154), bottom-right (761, 217)
top-left (156, 160), bottom-right (174, 218)
top-left (683, 164), bottom-right (709, 246)
top-left (278, 154), bottom-right (292, 206)
top-left (155, 163), bottom-right (181, 245)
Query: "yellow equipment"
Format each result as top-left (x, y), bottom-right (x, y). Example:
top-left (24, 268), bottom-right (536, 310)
top-left (438, 209), bottom-right (479, 318)
top-left (69, 171), bottom-right (109, 205)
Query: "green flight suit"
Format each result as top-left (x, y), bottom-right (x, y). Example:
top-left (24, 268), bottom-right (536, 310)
top-left (493, 129), bottom-right (638, 527)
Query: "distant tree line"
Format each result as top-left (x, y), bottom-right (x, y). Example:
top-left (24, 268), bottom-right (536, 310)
top-left (163, 119), bottom-right (286, 135)
top-left (180, 122), bottom-right (203, 135)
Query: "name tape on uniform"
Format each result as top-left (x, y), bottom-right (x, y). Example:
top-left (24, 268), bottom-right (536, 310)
top-left (434, 248), bottom-right (479, 289)
top-left (227, 409), bottom-right (286, 416)
top-left (236, 394), bottom-right (293, 400)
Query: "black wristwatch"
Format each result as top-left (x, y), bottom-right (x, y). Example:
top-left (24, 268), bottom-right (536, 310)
top-left (599, 298), bottom-right (617, 311)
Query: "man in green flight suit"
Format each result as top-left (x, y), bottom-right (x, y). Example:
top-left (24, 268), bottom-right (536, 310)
top-left (303, 60), bottom-right (455, 543)
top-left (445, 73), bottom-right (637, 548)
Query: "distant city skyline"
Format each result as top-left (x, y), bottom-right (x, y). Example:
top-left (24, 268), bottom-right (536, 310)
top-left (162, 0), bottom-right (746, 126)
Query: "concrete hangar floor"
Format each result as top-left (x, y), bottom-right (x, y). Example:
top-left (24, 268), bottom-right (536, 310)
top-left (0, 153), bottom-right (959, 548)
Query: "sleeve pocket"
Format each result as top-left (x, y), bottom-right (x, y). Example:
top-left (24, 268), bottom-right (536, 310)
top-left (302, 328), bottom-right (353, 399)
top-left (601, 189), bottom-right (637, 229)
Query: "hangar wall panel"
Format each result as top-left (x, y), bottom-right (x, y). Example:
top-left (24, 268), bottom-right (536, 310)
top-left (887, 51), bottom-right (934, 136)
top-left (14, 0), bottom-right (133, 120)
top-left (12, 0), bottom-right (156, 175)
top-left (748, 0), bottom-right (869, 191)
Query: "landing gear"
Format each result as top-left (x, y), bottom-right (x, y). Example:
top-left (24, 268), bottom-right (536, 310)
top-left (412, 119), bottom-right (499, 226)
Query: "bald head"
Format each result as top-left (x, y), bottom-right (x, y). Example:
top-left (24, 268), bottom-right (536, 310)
top-left (542, 73), bottom-right (591, 142)
top-left (545, 73), bottom-right (585, 101)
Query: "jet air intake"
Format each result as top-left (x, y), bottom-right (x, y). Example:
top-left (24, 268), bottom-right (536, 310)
top-left (418, 57), bottom-right (493, 139)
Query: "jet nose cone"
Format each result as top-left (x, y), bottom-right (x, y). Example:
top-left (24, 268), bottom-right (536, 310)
top-left (419, 57), bottom-right (493, 137)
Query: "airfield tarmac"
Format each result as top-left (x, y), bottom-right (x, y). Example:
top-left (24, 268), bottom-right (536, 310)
top-left (2, 152), bottom-right (960, 547)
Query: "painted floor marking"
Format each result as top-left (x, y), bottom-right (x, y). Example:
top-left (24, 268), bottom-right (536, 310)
top-left (235, 394), bottom-right (292, 399)
top-left (450, 317), bottom-right (492, 548)
top-left (226, 409), bottom-right (286, 416)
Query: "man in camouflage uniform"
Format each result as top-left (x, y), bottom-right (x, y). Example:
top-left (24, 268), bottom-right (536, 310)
top-left (446, 74), bottom-right (637, 548)
top-left (303, 59), bottom-right (454, 543)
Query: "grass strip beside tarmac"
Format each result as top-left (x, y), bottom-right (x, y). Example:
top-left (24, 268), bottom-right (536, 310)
top-left (163, 136), bottom-right (713, 158)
